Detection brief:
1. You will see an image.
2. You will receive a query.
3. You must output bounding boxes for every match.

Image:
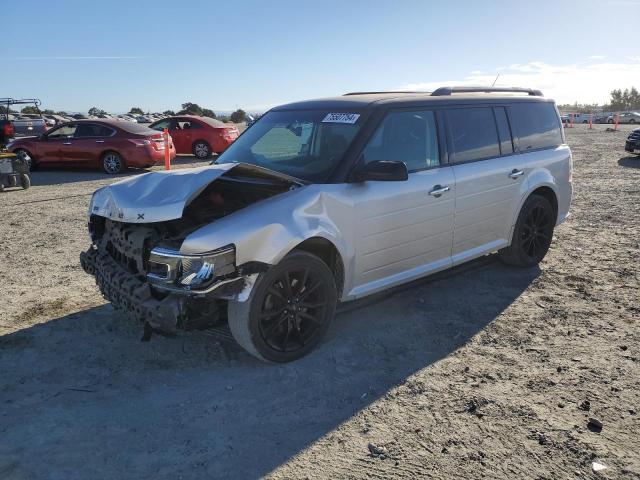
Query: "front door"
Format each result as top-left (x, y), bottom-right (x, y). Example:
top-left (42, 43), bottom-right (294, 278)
top-left (39, 123), bottom-right (77, 163)
top-left (170, 118), bottom-right (195, 154)
top-left (350, 109), bottom-right (455, 298)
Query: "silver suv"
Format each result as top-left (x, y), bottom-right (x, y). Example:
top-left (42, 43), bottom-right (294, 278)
top-left (81, 87), bottom-right (572, 362)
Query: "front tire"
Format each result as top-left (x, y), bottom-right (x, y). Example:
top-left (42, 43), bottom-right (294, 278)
top-left (499, 195), bottom-right (555, 267)
top-left (101, 151), bottom-right (125, 174)
top-left (228, 251), bottom-right (337, 363)
top-left (192, 141), bottom-right (211, 159)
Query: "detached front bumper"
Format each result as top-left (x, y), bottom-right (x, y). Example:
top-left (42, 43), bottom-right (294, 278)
top-left (80, 245), bottom-right (246, 332)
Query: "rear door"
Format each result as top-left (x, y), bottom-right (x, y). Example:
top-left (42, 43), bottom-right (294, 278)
top-left (171, 118), bottom-right (198, 153)
top-left (446, 106), bottom-right (525, 263)
top-left (63, 123), bottom-right (116, 164)
top-left (351, 109), bottom-right (455, 297)
top-left (39, 124), bottom-right (77, 163)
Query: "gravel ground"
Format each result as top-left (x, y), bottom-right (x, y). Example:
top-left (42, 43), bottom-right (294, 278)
top-left (0, 125), bottom-right (639, 479)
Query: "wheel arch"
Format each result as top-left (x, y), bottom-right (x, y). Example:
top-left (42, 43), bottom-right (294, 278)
top-left (529, 185), bottom-right (558, 220)
top-left (99, 149), bottom-right (123, 160)
top-left (192, 138), bottom-right (211, 150)
top-left (290, 236), bottom-right (345, 298)
top-left (509, 177), bottom-right (561, 244)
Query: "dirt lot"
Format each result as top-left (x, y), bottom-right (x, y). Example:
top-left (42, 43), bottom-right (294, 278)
top-left (1, 126), bottom-right (639, 480)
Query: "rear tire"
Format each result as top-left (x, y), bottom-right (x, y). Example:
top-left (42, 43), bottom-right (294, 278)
top-left (228, 251), bottom-right (337, 363)
top-left (101, 151), bottom-right (125, 174)
top-left (499, 195), bottom-right (555, 267)
top-left (192, 141), bottom-right (211, 159)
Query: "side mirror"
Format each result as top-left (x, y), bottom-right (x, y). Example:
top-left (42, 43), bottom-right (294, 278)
top-left (352, 160), bottom-right (408, 182)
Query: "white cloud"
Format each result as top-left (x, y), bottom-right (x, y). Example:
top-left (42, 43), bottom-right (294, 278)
top-left (0, 56), bottom-right (143, 60)
top-left (399, 59), bottom-right (640, 105)
top-left (589, 55), bottom-right (606, 60)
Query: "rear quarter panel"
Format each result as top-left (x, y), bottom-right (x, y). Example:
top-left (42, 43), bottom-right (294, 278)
top-left (517, 145), bottom-right (573, 227)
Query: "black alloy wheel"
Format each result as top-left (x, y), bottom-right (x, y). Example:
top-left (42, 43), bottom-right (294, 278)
top-left (227, 251), bottom-right (337, 362)
top-left (499, 194), bottom-right (555, 267)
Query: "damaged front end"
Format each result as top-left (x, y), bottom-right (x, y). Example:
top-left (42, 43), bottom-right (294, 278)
top-left (80, 163), bottom-right (299, 333)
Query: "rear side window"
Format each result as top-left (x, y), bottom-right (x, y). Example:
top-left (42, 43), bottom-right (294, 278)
top-left (177, 120), bottom-right (202, 130)
top-left (447, 107), bottom-right (500, 162)
top-left (363, 110), bottom-right (439, 171)
top-left (510, 102), bottom-right (562, 151)
top-left (75, 123), bottom-right (114, 137)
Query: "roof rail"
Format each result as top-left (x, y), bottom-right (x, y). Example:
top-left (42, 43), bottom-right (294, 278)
top-left (430, 86), bottom-right (543, 97)
top-left (343, 91), bottom-right (429, 96)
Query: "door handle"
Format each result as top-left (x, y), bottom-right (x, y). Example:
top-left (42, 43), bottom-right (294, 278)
top-left (62, 142), bottom-right (72, 145)
top-left (509, 169), bottom-right (524, 179)
top-left (95, 140), bottom-right (105, 143)
top-left (429, 184), bottom-right (450, 197)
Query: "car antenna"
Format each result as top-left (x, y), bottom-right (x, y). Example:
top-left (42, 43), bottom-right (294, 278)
top-left (491, 74), bottom-right (500, 87)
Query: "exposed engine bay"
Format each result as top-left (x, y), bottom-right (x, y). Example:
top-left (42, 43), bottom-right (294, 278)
top-left (80, 167), bottom-right (297, 334)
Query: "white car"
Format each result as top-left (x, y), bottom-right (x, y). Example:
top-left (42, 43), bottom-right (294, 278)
top-left (81, 86), bottom-right (572, 362)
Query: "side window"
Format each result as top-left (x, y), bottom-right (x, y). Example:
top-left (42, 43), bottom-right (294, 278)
top-left (75, 123), bottom-right (114, 137)
top-left (362, 110), bottom-right (439, 171)
top-left (447, 107), bottom-right (500, 162)
top-left (151, 119), bottom-right (173, 131)
top-left (510, 103), bottom-right (562, 151)
top-left (494, 107), bottom-right (514, 155)
top-left (177, 120), bottom-right (201, 130)
top-left (47, 124), bottom-right (76, 139)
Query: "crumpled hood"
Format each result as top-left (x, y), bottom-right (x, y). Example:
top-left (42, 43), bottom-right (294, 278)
top-left (90, 163), bottom-right (301, 223)
top-left (90, 164), bottom-right (235, 223)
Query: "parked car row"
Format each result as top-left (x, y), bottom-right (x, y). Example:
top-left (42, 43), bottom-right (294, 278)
top-left (7, 120), bottom-right (176, 173)
top-left (560, 111), bottom-right (640, 124)
top-left (5, 114), bottom-right (242, 173)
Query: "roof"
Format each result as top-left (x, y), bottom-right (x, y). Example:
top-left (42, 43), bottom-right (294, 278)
top-left (172, 114), bottom-right (226, 128)
top-left (273, 87), bottom-right (553, 111)
top-left (72, 119), bottom-right (158, 135)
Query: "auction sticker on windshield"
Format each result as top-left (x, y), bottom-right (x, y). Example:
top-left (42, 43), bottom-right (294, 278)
top-left (322, 113), bottom-right (360, 124)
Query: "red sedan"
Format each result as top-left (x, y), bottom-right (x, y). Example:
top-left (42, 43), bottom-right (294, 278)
top-left (149, 115), bottom-right (239, 158)
top-left (8, 120), bottom-right (176, 174)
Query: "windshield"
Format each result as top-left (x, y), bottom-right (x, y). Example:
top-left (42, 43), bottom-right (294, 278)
top-left (215, 110), bottom-right (363, 182)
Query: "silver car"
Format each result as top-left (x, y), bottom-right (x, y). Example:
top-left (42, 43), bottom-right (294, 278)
top-left (81, 87), bottom-right (572, 362)
top-left (607, 112), bottom-right (640, 124)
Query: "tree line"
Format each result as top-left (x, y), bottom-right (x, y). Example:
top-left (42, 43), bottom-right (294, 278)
top-left (125, 103), bottom-right (247, 123)
top-left (558, 86), bottom-right (639, 113)
top-left (2, 102), bottom-right (250, 123)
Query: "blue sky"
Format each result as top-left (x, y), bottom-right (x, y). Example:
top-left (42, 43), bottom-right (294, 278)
top-left (1, 0), bottom-right (638, 114)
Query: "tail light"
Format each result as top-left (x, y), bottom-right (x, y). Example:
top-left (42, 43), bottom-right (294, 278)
top-left (3, 123), bottom-right (14, 137)
top-left (221, 127), bottom-right (238, 140)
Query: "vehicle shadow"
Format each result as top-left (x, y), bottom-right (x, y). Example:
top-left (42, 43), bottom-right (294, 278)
top-left (0, 257), bottom-right (539, 479)
top-left (29, 168), bottom-right (144, 186)
top-left (618, 156), bottom-right (640, 168)
top-left (29, 157), bottom-right (212, 187)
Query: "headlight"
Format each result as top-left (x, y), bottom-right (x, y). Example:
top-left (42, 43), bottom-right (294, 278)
top-left (147, 245), bottom-right (236, 291)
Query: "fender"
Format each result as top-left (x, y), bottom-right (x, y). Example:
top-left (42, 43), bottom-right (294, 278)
top-left (181, 184), bottom-right (355, 297)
